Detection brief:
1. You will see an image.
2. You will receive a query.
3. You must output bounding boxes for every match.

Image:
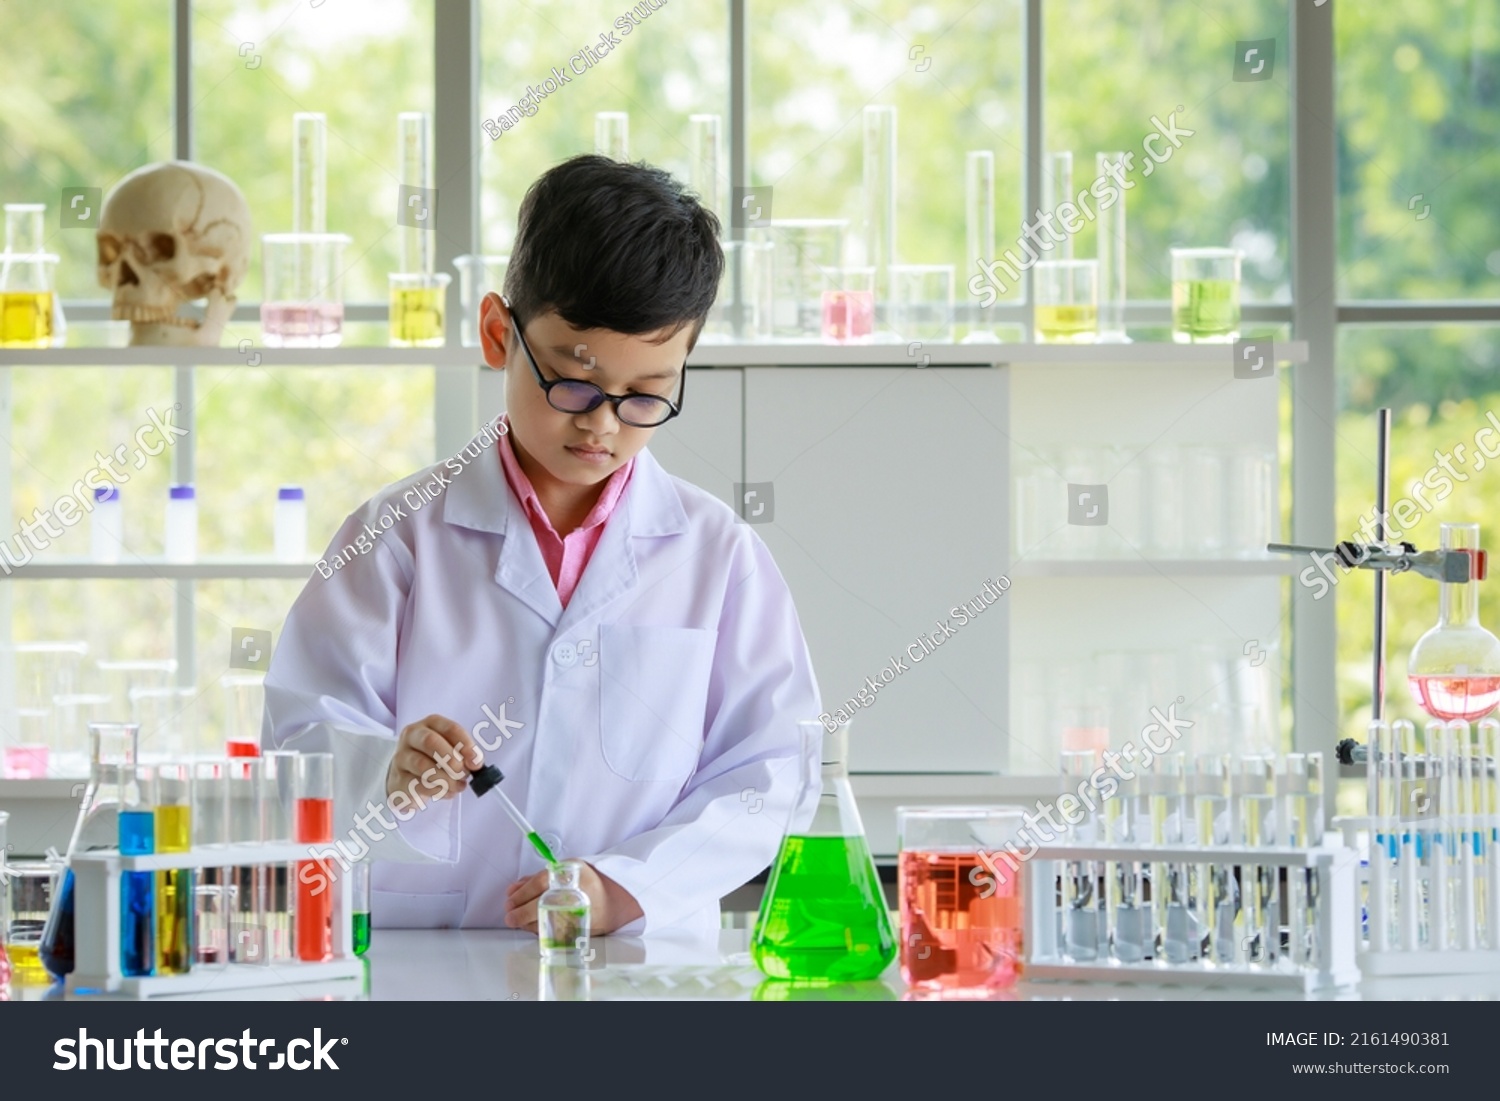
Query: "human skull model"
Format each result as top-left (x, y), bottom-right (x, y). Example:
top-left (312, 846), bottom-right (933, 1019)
top-left (97, 161), bottom-right (253, 346)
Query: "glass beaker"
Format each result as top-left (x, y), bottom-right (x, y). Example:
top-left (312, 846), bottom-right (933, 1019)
top-left (889, 263), bottom-right (955, 343)
top-left (538, 859), bottom-right (590, 964)
top-left (1034, 259), bottom-right (1098, 344)
top-left (595, 111), bottom-right (629, 160)
top-left (897, 806), bottom-right (1026, 995)
top-left (8, 859), bottom-right (63, 986)
top-left (260, 232), bottom-right (350, 348)
top-left (38, 722), bottom-right (140, 978)
top-left (389, 271), bottom-right (450, 347)
top-left (762, 219), bottom-right (846, 339)
top-left (819, 265), bottom-right (875, 343)
top-left (1407, 522), bottom-right (1500, 721)
top-left (1171, 247), bottom-right (1241, 343)
top-left (701, 239), bottom-right (773, 343)
top-left (751, 720), bottom-right (896, 982)
top-left (0, 202), bottom-right (60, 348)
top-left (453, 254), bottom-right (510, 347)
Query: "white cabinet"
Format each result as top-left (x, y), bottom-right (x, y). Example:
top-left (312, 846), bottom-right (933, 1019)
top-left (642, 368), bottom-right (743, 505)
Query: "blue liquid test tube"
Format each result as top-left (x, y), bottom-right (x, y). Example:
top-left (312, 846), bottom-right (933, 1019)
top-left (118, 764), bottom-right (155, 977)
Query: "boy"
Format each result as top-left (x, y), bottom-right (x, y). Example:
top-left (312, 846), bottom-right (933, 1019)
top-left (263, 155), bottom-right (821, 936)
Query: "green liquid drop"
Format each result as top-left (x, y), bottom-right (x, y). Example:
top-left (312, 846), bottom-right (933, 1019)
top-left (528, 831), bottom-right (558, 866)
top-left (353, 911), bottom-right (371, 956)
top-left (751, 834), bottom-right (896, 982)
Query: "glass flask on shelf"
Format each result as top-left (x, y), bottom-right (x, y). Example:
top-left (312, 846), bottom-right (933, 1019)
top-left (751, 720), bottom-right (896, 983)
top-left (1407, 522), bottom-right (1500, 722)
top-left (538, 860), bottom-right (591, 964)
top-left (0, 202), bottom-right (61, 348)
top-left (38, 722), bottom-right (140, 978)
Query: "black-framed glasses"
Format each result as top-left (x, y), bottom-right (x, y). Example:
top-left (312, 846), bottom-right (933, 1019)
top-left (507, 305), bottom-right (686, 428)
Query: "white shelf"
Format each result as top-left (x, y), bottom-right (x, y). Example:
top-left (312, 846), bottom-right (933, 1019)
top-left (0, 340), bottom-right (1309, 369)
top-left (4, 559), bottom-right (317, 580)
top-left (1009, 558), bottom-right (1299, 578)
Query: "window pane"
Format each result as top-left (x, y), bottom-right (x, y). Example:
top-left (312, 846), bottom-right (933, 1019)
top-left (1337, 6), bottom-right (1500, 298)
top-left (1336, 327), bottom-right (1500, 740)
top-left (192, 0), bottom-right (435, 302)
top-left (1047, 0), bottom-right (1290, 303)
top-left (750, 1), bottom-right (1023, 282)
top-left (0, 1), bottom-right (173, 300)
top-left (479, 2), bottom-right (729, 252)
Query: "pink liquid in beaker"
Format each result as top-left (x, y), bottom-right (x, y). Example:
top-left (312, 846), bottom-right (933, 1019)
top-left (821, 290), bottom-right (874, 342)
top-left (3, 744), bottom-right (49, 778)
top-left (261, 302), bottom-right (344, 347)
top-left (899, 850), bottom-right (1021, 995)
top-left (1408, 674), bottom-right (1500, 722)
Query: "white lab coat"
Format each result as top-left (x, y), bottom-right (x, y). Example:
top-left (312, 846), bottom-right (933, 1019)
top-left (263, 417), bottom-right (821, 935)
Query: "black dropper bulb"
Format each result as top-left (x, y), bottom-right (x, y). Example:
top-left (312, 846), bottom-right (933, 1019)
top-left (470, 764), bottom-right (503, 798)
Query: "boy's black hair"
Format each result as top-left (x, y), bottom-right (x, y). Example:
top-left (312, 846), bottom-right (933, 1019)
top-left (503, 154), bottom-right (723, 348)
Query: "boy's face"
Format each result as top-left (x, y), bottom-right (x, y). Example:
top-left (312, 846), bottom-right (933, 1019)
top-left (478, 293), bottom-right (691, 492)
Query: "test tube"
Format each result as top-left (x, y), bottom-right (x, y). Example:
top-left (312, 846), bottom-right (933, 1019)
top-left (352, 860), bottom-right (371, 957)
top-left (1108, 771), bottom-right (1149, 961)
top-left (1061, 750), bottom-right (1100, 961)
top-left (1281, 752), bottom-right (1324, 966)
top-left (1396, 720), bottom-right (1421, 951)
top-left (1366, 720), bottom-right (1389, 953)
top-left (295, 752), bottom-right (335, 962)
top-left (1042, 152), bottom-right (1074, 260)
top-left (1424, 720), bottom-right (1448, 950)
top-left (293, 112), bottom-right (327, 236)
top-left (1450, 721), bottom-right (1478, 951)
top-left (1195, 754), bottom-right (1237, 963)
top-left (594, 111), bottom-right (628, 160)
top-left (155, 763), bottom-right (193, 975)
top-left (862, 105), bottom-right (897, 308)
top-left (687, 114), bottom-right (721, 220)
top-left (261, 751), bottom-right (296, 963)
top-left (118, 764), bottom-right (155, 977)
top-left (1158, 753), bottom-right (1195, 963)
top-left (193, 761), bottom-right (230, 966)
top-left (1480, 719), bottom-right (1500, 949)
top-left (398, 112), bottom-right (432, 276)
top-left (228, 758), bottom-right (264, 963)
top-left (1235, 755), bottom-right (1277, 964)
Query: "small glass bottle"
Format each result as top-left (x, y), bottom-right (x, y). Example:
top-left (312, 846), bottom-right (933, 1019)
top-left (165, 484), bottom-right (196, 563)
top-left (91, 485), bottom-right (121, 563)
top-left (538, 860), bottom-right (590, 964)
top-left (275, 486), bottom-right (307, 562)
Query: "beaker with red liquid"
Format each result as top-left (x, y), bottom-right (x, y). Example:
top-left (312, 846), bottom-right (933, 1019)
top-left (897, 806), bottom-right (1027, 997)
top-left (1407, 523), bottom-right (1500, 722)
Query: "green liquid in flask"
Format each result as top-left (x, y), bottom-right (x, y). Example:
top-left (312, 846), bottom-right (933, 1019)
top-left (751, 834), bottom-right (896, 982)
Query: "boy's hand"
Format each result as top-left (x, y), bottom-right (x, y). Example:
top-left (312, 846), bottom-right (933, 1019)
top-left (385, 714), bottom-right (484, 804)
top-left (504, 863), bottom-right (644, 935)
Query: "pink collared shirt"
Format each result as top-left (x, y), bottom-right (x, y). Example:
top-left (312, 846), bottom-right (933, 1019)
top-left (496, 419), bottom-right (635, 608)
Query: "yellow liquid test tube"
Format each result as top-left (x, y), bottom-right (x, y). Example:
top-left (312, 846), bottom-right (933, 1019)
top-left (154, 765), bottom-right (194, 975)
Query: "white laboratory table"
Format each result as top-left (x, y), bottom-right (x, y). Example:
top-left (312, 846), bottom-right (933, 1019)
top-left (11, 927), bottom-right (1500, 1000)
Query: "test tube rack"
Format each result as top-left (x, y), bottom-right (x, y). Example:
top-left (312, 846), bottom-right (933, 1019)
top-left (1023, 838), bottom-right (1361, 993)
top-left (1335, 816), bottom-right (1500, 978)
top-left (67, 842), bottom-right (364, 998)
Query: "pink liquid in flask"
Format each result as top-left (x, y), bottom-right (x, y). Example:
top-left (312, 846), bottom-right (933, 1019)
top-left (1407, 674), bottom-right (1500, 722)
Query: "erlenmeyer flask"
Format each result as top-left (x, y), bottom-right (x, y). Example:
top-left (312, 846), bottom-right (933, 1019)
top-left (38, 722), bottom-right (139, 978)
top-left (1407, 522), bottom-right (1500, 722)
top-left (751, 720), bottom-right (896, 982)
top-left (0, 203), bottom-right (61, 348)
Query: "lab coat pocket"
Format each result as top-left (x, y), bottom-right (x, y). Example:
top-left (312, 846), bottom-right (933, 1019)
top-left (598, 624), bottom-right (716, 782)
top-left (371, 889), bottom-right (468, 929)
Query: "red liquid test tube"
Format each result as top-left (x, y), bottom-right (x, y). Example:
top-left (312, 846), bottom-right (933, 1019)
top-left (294, 753), bottom-right (335, 962)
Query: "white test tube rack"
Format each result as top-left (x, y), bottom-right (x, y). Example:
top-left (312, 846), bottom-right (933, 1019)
top-left (1335, 815), bottom-right (1500, 978)
top-left (67, 842), bottom-right (365, 998)
top-left (1023, 838), bottom-right (1361, 993)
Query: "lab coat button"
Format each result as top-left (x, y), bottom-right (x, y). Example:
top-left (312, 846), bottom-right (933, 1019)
top-left (551, 642), bottom-right (578, 667)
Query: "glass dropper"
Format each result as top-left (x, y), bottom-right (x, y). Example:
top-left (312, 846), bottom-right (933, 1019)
top-left (470, 765), bottom-right (558, 866)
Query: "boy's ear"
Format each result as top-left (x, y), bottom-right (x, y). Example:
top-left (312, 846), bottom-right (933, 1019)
top-left (478, 293), bottom-right (511, 370)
